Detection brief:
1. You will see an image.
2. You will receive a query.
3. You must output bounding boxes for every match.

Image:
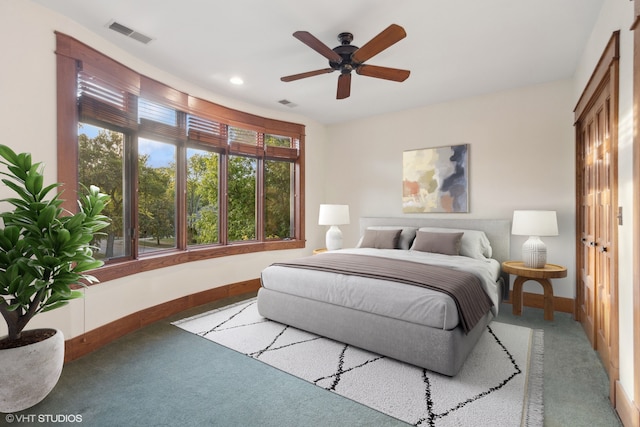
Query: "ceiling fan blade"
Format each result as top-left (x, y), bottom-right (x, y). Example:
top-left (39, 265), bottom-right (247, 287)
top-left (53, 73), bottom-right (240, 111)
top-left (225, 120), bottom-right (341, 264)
top-left (281, 68), bottom-right (334, 82)
top-left (351, 24), bottom-right (406, 64)
top-left (336, 73), bottom-right (351, 99)
top-left (356, 64), bottom-right (410, 82)
top-left (293, 31), bottom-right (343, 63)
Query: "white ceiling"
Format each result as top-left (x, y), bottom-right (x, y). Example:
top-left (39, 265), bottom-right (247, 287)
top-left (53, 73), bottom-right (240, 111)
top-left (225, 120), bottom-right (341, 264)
top-left (33, 0), bottom-right (604, 124)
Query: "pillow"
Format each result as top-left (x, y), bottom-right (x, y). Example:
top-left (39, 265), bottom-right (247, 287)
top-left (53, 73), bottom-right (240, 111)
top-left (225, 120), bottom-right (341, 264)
top-left (357, 226), bottom-right (417, 250)
top-left (357, 228), bottom-right (402, 249)
top-left (411, 231), bottom-right (464, 256)
top-left (417, 227), bottom-right (492, 259)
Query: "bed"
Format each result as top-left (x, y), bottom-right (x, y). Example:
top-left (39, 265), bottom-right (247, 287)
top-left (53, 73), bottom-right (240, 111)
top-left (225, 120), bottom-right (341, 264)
top-left (257, 217), bottom-right (510, 376)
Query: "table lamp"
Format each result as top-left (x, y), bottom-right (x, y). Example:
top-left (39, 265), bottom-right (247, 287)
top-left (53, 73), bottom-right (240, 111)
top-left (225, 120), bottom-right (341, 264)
top-left (318, 204), bottom-right (350, 251)
top-left (511, 210), bottom-right (558, 268)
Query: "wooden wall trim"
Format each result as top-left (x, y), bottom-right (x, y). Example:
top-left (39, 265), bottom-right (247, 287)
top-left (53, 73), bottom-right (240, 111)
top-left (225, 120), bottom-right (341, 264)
top-left (64, 279), bottom-right (261, 362)
top-left (616, 381), bottom-right (640, 427)
top-left (574, 31), bottom-right (620, 120)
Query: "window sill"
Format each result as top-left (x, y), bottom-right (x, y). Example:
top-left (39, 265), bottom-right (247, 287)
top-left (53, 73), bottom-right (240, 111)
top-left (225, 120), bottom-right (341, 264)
top-left (89, 239), bottom-right (305, 283)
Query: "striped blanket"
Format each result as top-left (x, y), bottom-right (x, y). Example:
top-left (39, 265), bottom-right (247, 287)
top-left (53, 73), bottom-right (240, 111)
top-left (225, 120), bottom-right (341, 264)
top-left (271, 253), bottom-right (493, 333)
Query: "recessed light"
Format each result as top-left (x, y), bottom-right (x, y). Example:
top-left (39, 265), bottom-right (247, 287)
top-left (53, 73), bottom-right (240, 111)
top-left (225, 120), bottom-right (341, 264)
top-left (230, 76), bottom-right (244, 85)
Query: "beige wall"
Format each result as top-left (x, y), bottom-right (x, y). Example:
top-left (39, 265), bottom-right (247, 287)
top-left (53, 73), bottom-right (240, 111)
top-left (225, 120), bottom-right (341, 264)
top-left (0, 0), bottom-right (328, 338)
top-left (326, 80), bottom-right (576, 298)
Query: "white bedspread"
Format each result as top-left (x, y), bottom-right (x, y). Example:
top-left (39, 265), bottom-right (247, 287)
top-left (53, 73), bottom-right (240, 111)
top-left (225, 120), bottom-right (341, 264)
top-left (260, 248), bottom-right (501, 331)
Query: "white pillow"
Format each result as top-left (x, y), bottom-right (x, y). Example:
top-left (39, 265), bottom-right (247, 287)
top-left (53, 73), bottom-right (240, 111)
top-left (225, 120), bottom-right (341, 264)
top-left (357, 226), bottom-right (418, 250)
top-left (417, 227), bottom-right (492, 259)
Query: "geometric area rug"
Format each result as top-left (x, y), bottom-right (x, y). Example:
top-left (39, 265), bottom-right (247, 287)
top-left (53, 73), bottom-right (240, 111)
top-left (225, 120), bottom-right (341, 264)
top-left (173, 299), bottom-right (544, 427)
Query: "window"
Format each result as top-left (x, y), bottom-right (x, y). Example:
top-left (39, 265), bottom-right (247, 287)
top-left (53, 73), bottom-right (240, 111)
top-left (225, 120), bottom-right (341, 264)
top-left (265, 134), bottom-right (297, 240)
top-left (186, 147), bottom-right (220, 246)
top-left (78, 124), bottom-right (130, 260)
top-left (138, 138), bottom-right (176, 254)
top-left (56, 33), bottom-right (305, 282)
top-left (227, 154), bottom-right (257, 241)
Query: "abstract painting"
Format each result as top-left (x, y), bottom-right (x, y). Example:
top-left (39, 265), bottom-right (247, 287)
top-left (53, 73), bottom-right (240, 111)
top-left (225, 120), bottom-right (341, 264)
top-left (402, 144), bottom-right (469, 213)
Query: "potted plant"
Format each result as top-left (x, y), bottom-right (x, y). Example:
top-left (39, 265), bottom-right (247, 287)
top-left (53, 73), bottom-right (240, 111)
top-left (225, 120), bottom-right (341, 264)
top-left (0, 144), bottom-right (110, 413)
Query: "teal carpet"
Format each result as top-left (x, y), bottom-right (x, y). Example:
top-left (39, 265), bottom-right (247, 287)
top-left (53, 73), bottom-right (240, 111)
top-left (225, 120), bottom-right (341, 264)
top-left (6, 293), bottom-right (623, 426)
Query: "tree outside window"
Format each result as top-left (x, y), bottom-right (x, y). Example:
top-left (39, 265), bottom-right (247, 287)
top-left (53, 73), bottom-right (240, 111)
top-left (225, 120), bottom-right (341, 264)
top-left (58, 33), bottom-right (304, 281)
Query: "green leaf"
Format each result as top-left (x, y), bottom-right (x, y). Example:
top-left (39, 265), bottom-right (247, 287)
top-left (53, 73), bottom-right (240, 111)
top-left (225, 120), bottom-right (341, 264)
top-left (28, 201), bottom-right (47, 211)
top-left (3, 225), bottom-right (20, 245)
top-left (37, 205), bottom-right (57, 230)
top-left (7, 275), bottom-right (24, 294)
top-left (25, 168), bottom-right (38, 195)
top-left (41, 255), bottom-right (60, 267)
top-left (0, 234), bottom-right (12, 251)
top-left (73, 259), bottom-right (104, 273)
top-left (1, 197), bottom-right (29, 209)
top-left (0, 144), bottom-right (19, 165)
top-left (16, 153), bottom-right (32, 171)
top-left (56, 228), bottom-right (71, 245)
top-left (7, 165), bottom-right (27, 181)
top-left (32, 279), bottom-right (49, 291)
top-left (38, 182), bottom-right (60, 201)
top-left (0, 252), bottom-right (11, 267)
top-left (40, 301), bottom-right (70, 313)
top-left (6, 303), bottom-right (22, 312)
top-left (1, 179), bottom-right (32, 202)
top-left (63, 212), bottom-right (87, 231)
top-left (50, 285), bottom-right (73, 298)
top-left (18, 259), bottom-right (43, 280)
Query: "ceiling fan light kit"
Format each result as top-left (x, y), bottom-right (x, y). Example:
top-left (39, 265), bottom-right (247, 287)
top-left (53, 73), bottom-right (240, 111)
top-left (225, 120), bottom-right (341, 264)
top-left (281, 24), bottom-right (410, 99)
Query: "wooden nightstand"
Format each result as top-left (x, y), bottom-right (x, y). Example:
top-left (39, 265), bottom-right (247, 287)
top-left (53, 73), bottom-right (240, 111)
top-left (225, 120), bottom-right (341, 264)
top-left (312, 248), bottom-right (327, 255)
top-left (502, 261), bottom-right (567, 321)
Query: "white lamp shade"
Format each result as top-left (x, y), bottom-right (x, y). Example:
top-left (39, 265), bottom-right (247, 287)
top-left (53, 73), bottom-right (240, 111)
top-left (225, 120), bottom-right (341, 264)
top-left (512, 210), bottom-right (558, 268)
top-left (318, 204), bottom-right (350, 226)
top-left (511, 210), bottom-right (558, 236)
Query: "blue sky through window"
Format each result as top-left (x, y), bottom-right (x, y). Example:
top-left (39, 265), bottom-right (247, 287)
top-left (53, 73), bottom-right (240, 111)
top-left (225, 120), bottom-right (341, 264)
top-left (79, 123), bottom-right (174, 168)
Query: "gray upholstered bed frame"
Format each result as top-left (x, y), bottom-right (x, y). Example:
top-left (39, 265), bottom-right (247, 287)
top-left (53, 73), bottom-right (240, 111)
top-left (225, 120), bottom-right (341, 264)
top-left (257, 217), bottom-right (511, 376)
top-left (358, 217), bottom-right (512, 289)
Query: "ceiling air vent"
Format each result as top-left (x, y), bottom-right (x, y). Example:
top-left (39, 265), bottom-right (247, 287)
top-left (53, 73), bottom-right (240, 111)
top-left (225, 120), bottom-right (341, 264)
top-left (278, 99), bottom-right (298, 108)
top-left (107, 20), bottom-right (153, 44)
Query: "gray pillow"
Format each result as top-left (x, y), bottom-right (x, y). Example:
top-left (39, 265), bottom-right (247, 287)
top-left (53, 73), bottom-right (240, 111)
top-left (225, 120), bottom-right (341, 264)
top-left (358, 229), bottom-right (402, 249)
top-left (417, 227), bottom-right (492, 259)
top-left (357, 226), bottom-right (417, 250)
top-left (411, 231), bottom-right (464, 256)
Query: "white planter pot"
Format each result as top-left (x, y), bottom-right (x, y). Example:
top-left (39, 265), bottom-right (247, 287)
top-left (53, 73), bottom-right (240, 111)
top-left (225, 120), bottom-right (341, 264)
top-left (0, 329), bottom-right (64, 413)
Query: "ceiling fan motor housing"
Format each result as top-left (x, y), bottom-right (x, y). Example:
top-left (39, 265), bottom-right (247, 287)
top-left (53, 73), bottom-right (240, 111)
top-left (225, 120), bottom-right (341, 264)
top-left (330, 32), bottom-right (359, 74)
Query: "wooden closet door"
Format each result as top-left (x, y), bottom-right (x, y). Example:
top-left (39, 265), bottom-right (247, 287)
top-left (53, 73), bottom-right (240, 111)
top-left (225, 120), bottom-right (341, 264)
top-left (593, 91), bottom-right (614, 371)
top-left (578, 85), bottom-right (613, 369)
top-left (578, 114), bottom-right (596, 345)
top-left (575, 30), bottom-right (619, 404)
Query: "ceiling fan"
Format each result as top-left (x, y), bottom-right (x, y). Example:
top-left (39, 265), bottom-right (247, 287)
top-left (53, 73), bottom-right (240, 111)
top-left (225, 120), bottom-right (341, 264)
top-left (280, 24), bottom-right (410, 100)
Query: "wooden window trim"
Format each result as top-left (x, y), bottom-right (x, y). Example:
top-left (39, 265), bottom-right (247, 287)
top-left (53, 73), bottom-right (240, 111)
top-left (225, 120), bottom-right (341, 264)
top-left (55, 32), bottom-right (305, 284)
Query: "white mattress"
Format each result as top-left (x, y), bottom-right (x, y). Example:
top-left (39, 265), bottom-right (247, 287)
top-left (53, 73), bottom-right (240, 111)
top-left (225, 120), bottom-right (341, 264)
top-left (260, 248), bottom-right (501, 330)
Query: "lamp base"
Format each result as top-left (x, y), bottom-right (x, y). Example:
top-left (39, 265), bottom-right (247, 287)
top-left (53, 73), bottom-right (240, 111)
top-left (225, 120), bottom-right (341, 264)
top-left (326, 225), bottom-right (343, 251)
top-left (522, 236), bottom-right (546, 268)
